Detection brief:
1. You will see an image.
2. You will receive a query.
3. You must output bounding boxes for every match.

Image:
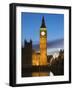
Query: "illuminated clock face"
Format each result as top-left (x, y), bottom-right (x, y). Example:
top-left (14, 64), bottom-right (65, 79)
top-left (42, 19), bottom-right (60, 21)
top-left (41, 31), bottom-right (45, 36)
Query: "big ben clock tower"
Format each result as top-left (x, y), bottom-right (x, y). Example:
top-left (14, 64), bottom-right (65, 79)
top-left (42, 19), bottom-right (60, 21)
top-left (40, 16), bottom-right (47, 66)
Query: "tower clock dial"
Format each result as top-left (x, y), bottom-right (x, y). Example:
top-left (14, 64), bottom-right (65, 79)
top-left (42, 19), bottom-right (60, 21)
top-left (41, 31), bottom-right (45, 36)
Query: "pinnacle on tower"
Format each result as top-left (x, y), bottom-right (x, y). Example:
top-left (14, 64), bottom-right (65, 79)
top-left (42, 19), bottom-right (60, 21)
top-left (40, 16), bottom-right (46, 28)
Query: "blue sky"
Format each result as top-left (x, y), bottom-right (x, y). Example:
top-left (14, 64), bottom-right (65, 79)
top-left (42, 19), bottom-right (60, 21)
top-left (21, 12), bottom-right (64, 46)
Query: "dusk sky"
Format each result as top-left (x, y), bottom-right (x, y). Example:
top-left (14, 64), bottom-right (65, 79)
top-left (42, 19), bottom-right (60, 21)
top-left (21, 12), bottom-right (64, 46)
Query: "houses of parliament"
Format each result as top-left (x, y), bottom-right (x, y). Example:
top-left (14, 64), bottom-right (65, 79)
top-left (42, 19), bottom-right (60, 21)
top-left (22, 16), bottom-right (48, 70)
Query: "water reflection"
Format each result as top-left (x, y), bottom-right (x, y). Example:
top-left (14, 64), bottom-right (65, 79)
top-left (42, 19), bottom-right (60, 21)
top-left (32, 72), bottom-right (49, 77)
top-left (22, 66), bottom-right (54, 77)
top-left (32, 71), bottom-right (54, 77)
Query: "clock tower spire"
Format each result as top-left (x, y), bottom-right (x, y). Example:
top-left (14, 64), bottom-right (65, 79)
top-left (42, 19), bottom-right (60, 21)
top-left (40, 16), bottom-right (47, 66)
top-left (40, 16), bottom-right (46, 28)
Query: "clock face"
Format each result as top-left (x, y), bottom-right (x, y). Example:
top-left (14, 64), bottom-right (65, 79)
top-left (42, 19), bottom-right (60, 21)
top-left (41, 31), bottom-right (45, 36)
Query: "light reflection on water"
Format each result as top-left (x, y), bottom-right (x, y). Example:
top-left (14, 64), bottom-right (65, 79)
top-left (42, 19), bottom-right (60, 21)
top-left (32, 72), bottom-right (54, 77)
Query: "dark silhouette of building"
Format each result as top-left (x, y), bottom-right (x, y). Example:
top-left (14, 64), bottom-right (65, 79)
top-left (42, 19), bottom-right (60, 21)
top-left (47, 55), bottom-right (53, 64)
top-left (22, 40), bottom-right (32, 68)
top-left (22, 40), bottom-right (32, 77)
top-left (50, 49), bottom-right (64, 75)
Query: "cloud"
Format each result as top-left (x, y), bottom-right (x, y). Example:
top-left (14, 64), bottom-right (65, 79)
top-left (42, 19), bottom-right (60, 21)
top-left (32, 38), bottom-right (64, 51)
